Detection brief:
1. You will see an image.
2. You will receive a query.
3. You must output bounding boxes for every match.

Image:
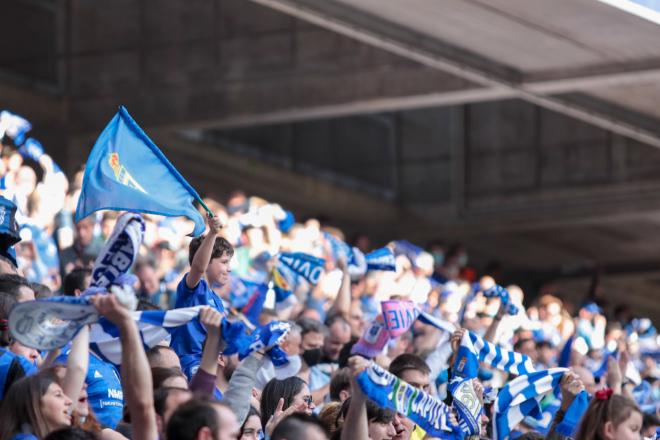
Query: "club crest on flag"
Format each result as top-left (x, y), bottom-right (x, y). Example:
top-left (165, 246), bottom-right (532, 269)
top-left (108, 152), bottom-right (147, 194)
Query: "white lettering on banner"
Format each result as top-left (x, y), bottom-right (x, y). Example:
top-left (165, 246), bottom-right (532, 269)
top-left (366, 364), bottom-right (450, 432)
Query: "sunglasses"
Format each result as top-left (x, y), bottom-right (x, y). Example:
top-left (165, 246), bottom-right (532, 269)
top-left (303, 395), bottom-right (313, 407)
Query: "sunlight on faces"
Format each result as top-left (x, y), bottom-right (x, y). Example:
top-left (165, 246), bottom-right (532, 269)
top-left (53, 366), bottom-right (89, 418)
top-left (292, 384), bottom-right (315, 415)
top-left (207, 254), bottom-right (232, 287)
top-left (240, 414), bottom-right (262, 440)
top-left (41, 382), bottom-right (73, 432)
top-left (604, 410), bottom-right (642, 440)
top-left (369, 419), bottom-right (397, 440)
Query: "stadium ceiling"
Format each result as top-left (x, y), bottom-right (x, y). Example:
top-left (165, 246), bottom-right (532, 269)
top-left (250, 0), bottom-right (660, 149)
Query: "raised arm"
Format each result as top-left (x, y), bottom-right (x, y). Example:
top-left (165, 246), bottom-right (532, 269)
top-left (330, 257), bottom-right (351, 317)
top-left (484, 299), bottom-right (506, 343)
top-left (190, 307), bottom-right (223, 394)
top-left (61, 325), bottom-right (89, 404)
top-left (223, 351), bottom-right (267, 425)
top-left (341, 356), bottom-right (370, 440)
top-left (187, 214), bottom-right (223, 289)
top-left (91, 295), bottom-right (157, 440)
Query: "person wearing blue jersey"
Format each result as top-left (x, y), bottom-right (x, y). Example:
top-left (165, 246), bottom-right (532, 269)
top-left (171, 213), bottom-right (233, 379)
top-left (0, 347), bottom-right (36, 399)
top-left (55, 346), bottom-right (124, 429)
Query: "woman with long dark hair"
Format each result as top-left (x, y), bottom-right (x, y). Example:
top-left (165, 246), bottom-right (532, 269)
top-left (0, 372), bottom-right (73, 439)
top-left (260, 376), bottom-right (315, 436)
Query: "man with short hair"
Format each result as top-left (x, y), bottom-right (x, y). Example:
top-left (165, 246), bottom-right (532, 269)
top-left (308, 315), bottom-right (351, 400)
top-left (154, 387), bottom-right (193, 438)
top-left (321, 315), bottom-right (351, 363)
top-left (271, 413), bottom-right (328, 440)
top-left (389, 353), bottom-right (432, 440)
top-left (146, 346), bottom-right (181, 370)
top-left (60, 216), bottom-right (103, 274)
top-left (62, 267), bottom-right (91, 296)
top-left (167, 398), bottom-right (239, 440)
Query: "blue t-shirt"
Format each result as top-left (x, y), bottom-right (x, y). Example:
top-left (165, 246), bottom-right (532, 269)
top-left (56, 350), bottom-right (124, 429)
top-left (0, 348), bottom-right (37, 399)
top-left (171, 275), bottom-right (226, 372)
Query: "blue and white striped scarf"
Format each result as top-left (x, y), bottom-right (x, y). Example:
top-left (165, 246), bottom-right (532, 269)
top-left (10, 295), bottom-right (290, 367)
top-left (492, 368), bottom-right (589, 440)
top-left (357, 363), bottom-right (462, 440)
top-left (453, 331), bottom-right (536, 379)
top-left (451, 331), bottom-right (535, 436)
top-left (482, 284), bottom-right (519, 315)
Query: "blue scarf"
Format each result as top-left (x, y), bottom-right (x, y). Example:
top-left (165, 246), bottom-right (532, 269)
top-left (482, 284), bottom-right (518, 315)
top-left (492, 368), bottom-right (589, 440)
top-left (357, 363), bottom-right (462, 440)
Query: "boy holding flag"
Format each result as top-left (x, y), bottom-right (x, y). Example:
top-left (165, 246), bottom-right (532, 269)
top-left (171, 213), bottom-right (234, 379)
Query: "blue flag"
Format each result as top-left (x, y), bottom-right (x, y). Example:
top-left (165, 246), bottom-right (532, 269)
top-left (278, 252), bottom-right (325, 284)
top-left (76, 106), bottom-right (205, 236)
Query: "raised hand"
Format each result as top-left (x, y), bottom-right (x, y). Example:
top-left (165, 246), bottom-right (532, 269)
top-left (89, 294), bottom-right (132, 328)
top-left (265, 397), bottom-right (308, 436)
top-left (207, 213), bottom-right (224, 235)
top-left (451, 328), bottom-right (466, 353)
top-left (560, 371), bottom-right (585, 411)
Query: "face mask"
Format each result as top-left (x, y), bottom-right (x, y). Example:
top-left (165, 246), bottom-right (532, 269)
top-left (302, 348), bottom-right (323, 367)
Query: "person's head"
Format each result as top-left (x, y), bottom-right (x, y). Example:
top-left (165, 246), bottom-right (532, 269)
top-left (100, 211), bottom-right (118, 239)
top-left (271, 413), bottom-right (329, 440)
top-left (536, 340), bottom-right (557, 366)
top-left (340, 397), bottom-right (396, 440)
top-left (152, 366), bottom-right (188, 390)
top-left (0, 273), bottom-right (35, 301)
top-left (74, 217), bottom-right (95, 248)
top-left (134, 259), bottom-right (160, 296)
top-left (260, 377), bottom-right (313, 428)
top-left (329, 368), bottom-right (351, 402)
top-left (576, 393), bottom-right (642, 440)
top-left (49, 365), bottom-right (94, 427)
top-left (44, 427), bottom-right (100, 440)
top-left (0, 373), bottom-right (73, 439)
top-left (239, 406), bottom-right (262, 440)
top-left (297, 317), bottom-right (326, 367)
top-left (154, 387), bottom-right (193, 436)
top-left (188, 235), bottom-right (234, 287)
top-left (167, 397), bottom-right (239, 440)
top-left (389, 353), bottom-right (431, 393)
top-left (31, 282), bottom-right (53, 299)
top-left (323, 315), bottom-right (351, 362)
top-left (62, 267), bottom-right (92, 296)
top-left (147, 345), bottom-right (181, 370)
top-left (281, 322), bottom-right (302, 357)
top-left (347, 299), bottom-right (365, 338)
top-left (573, 366), bottom-right (598, 395)
top-left (318, 402), bottom-right (343, 435)
top-left (514, 338), bottom-right (538, 362)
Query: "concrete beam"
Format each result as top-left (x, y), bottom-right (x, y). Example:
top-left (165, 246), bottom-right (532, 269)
top-left (250, 0), bottom-right (660, 148)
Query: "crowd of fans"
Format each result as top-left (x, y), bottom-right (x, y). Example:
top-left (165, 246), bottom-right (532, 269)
top-left (0, 112), bottom-right (657, 440)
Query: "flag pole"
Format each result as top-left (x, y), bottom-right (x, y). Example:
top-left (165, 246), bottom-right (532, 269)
top-left (196, 197), bottom-right (214, 218)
